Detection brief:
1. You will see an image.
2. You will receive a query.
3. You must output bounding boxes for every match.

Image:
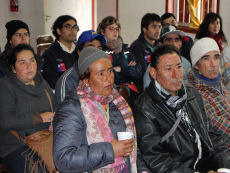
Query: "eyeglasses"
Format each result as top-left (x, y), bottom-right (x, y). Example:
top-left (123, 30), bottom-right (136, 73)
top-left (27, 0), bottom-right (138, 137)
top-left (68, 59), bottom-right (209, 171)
top-left (63, 24), bottom-right (79, 31)
top-left (105, 27), bottom-right (121, 32)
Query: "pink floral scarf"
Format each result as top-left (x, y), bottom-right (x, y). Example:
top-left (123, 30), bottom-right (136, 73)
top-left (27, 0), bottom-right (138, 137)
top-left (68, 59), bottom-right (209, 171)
top-left (77, 80), bottom-right (137, 173)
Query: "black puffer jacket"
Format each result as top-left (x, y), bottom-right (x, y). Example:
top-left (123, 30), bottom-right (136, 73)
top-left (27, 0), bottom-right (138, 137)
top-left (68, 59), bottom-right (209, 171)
top-left (104, 44), bottom-right (142, 86)
top-left (133, 82), bottom-right (230, 173)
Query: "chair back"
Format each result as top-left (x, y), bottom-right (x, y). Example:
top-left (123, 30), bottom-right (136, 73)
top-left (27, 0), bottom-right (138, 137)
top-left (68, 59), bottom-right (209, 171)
top-left (118, 85), bottom-right (131, 107)
top-left (37, 35), bottom-right (53, 45)
top-left (37, 43), bottom-right (52, 56)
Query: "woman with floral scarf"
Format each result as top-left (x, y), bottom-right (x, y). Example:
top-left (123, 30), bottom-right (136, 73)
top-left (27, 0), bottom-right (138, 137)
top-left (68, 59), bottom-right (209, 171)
top-left (53, 47), bottom-right (150, 173)
top-left (97, 16), bottom-right (142, 95)
top-left (195, 12), bottom-right (228, 52)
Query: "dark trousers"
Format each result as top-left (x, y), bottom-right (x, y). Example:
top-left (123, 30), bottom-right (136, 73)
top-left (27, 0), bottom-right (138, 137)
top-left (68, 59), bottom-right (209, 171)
top-left (2, 146), bottom-right (48, 173)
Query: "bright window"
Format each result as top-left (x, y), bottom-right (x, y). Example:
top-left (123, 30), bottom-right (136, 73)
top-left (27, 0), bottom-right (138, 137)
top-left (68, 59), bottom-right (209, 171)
top-left (166, 0), bottom-right (220, 33)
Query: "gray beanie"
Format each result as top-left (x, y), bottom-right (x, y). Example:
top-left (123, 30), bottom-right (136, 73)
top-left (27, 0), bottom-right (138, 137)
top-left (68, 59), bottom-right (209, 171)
top-left (78, 47), bottom-right (110, 75)
top-left (190, 37), bottom-right (220, 67)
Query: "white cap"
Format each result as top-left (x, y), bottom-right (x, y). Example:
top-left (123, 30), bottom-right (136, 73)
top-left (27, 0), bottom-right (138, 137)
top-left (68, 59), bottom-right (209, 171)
top-left (190, 37), bottom-right (220, 67)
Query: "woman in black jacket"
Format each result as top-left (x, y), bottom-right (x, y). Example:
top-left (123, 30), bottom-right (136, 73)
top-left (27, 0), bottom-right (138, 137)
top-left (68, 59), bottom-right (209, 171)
top-left (0, 44), bottom-right (59, 173)
top-left (97, 16), bottom-right (142, 95)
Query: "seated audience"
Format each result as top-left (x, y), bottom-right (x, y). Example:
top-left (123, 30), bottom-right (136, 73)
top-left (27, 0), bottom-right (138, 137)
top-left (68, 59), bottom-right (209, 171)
top-left (130, 13), bottom-right (161, 93)
top-left (133, 45), bottom-right (230, 173)
top-left (195, 12), bottom-right (228, 51)
top-left (143, 25), bottom-right (191, 89)
top-left (187, 37), bottom-right (230, 149)
top-left (0, 44), bottom-right (59, 173)
top-left (97, 16), bottom-right (142, 95)
top-left (0, 20), bottom-right (43, 78)
top-left (55, 30), bottom-right (106, 104)
top-left (53, 47), bottom-right (150, 172)
top-left (220, 44), bottom-right (230, 92)
top-left (42, 15), bottom-right (79, 89)
top-left (161, 13), bottom-right (194, 63)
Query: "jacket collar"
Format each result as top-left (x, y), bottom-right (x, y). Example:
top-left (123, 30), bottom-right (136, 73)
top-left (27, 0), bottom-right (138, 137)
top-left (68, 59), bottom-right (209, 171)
top-left (187, 74), bottom-right (224, 92)
top-left (146, 80), bottom-right (194, 103)
top-left (137, 33), bottom-right (158, 49)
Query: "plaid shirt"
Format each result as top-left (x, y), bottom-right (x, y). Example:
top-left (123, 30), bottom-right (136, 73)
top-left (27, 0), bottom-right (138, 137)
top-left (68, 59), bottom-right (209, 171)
top-left (187, 75), bottom-right (230, 149)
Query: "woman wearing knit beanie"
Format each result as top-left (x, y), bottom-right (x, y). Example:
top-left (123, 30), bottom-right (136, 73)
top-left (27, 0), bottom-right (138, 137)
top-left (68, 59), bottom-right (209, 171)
top-left (97, 16), bottom-right (142, 96)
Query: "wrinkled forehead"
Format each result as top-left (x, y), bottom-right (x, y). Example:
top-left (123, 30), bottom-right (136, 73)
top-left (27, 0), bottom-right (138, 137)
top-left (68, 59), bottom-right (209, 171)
top-left (158, 53), bottom-right (181, 66)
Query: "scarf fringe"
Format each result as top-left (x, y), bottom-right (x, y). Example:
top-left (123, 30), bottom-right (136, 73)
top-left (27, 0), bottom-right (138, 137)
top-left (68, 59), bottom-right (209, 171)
top-left (21, 143), bottom-right (52, 173)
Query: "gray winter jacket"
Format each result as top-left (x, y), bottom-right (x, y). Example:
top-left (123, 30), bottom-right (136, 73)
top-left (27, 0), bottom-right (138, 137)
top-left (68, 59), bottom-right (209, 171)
top-left (53, 89), bottom-right (149, 173)
top-left (55, 61), bottom-right (79, 104)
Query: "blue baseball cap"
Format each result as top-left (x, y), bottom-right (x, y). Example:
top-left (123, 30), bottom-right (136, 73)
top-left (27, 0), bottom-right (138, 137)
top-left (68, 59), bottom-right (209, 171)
top-left (76, 30), bottom-right (106, 48)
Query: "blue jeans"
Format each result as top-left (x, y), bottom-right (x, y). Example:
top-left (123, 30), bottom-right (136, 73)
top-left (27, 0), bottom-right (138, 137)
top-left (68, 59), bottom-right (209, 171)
top-left (2, 146), bottom-right (48, 173)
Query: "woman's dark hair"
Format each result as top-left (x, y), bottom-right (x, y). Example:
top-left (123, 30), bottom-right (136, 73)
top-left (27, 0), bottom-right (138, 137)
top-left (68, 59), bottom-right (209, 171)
top-left (141, 13), bottom-right (161, 34)
top-left (5, 44), bottom-right (37, 70)
top-left (79, 67), bottom-right (91, 81)
top-left (151, 45), bottom-right (181, 70)
top-left (96, 16), bottom-right (121, 37)
top-left (195, 12), bottom-right (227, 43)
top-left (52, 15), bottom-right (78, 40)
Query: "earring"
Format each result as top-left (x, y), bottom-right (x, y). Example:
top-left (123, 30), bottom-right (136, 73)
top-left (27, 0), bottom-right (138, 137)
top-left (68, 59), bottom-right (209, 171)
top-left (86, 83), bottom-right (90, 90)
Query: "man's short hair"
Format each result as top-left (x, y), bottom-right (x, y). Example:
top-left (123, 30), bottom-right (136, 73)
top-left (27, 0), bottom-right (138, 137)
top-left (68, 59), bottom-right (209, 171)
top-left (151, 45), bottom-right (181, 70)
top-left (52, 15), bottom-right (78, 40)
top-left (141, 13), bottom-right (161, 34)
top-left (161, 13), bottom-right (176, 23)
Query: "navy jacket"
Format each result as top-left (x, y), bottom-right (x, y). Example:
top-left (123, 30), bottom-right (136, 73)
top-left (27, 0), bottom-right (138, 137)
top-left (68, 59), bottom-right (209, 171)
top-left (104, 44), bottom-right (142, 86)
top-left (42, 39), bottom-right (78, 89)
top-left (130, 34), bottom-right (157, 93)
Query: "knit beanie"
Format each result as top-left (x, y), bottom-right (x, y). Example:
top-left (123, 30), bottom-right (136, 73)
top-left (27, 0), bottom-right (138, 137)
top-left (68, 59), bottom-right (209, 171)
top-left (78, 47), bottom-right (110, 75)
top-left (5, 20), bottom-right (30, 42)
top-left (190, 37), bottom-right (220, 67)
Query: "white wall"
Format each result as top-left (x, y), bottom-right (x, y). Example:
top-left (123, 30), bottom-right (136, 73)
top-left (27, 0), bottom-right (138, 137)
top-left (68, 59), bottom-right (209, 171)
top-left (43, 0), bottom-right (92, 41)
top-left (96, 0), bottom-right (117, 30)
top-left (118, 0), bottom-right (165, 45)
top-left (219, 0), bottom-right (230, 44)
top-left (0, 0), bottom-right (44, 50)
